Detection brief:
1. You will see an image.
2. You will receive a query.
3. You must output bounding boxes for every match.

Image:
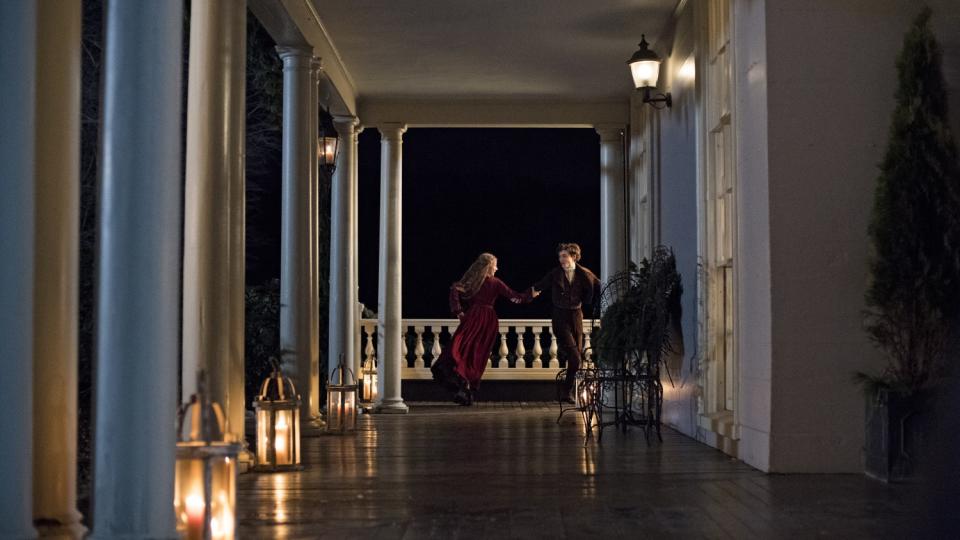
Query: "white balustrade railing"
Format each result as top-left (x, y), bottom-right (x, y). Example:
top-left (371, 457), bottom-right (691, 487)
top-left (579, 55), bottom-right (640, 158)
top-left (359, 319), bottom-right (596, 381)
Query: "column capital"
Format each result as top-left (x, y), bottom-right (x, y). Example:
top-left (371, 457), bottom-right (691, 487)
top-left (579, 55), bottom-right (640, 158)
top-left (276, 45), bottom-right (313, 67)
top-left (378, 122), bottom-right (407, 141)
top-left (595, 123), bottom-right (625, 142)
top-left (333, 115), bottom-right (360, 136)
top-left (311, 56), bottom-right (323, 71)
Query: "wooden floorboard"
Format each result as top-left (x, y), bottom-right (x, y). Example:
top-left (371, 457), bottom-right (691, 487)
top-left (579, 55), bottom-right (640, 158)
top-left (237, 403), bottom-right (922, 539)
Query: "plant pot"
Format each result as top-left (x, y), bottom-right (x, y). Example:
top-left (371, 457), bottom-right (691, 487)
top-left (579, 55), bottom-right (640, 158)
top-left (864, 388), bottom-right (927, 482)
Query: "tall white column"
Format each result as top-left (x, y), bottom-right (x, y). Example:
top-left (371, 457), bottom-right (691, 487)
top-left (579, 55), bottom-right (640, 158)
top-left (32, 0), bottom-right (85, 536)
top-left (0, 1), bottom-right (38, 537)
top-left (329, 116), bottom-right (358, 389)
top-left (597, 124), bottom-right (627, 283)
top-left (91, 0), bottom-right (183, 536)
top-left (376, 123), bottom-right (408, 413)
top-left (225, 3), bottom-right (249, 463)
top-left (278, 46), bottom-right (317, 427)
top-left (182, 0), bottom-right (247, 447)
top-left (309, 58), bottom-right (322, 420)
top-left (352, 125), bottom-right (364, 378)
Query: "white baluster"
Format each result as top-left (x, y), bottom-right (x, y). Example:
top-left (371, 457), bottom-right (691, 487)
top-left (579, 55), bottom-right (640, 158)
top-left (401, 326), bottom-right (409, 368)
top-left (515, 326), bottom-right (526, 369)
top-left (532, 326), bottom-right (543, 369)
top-left (549, 331), bottom-right (559, 368)
top-left (414, 325), bottom-right (425, 368)
top-left (430, 326), bottom-right (442, 365)
top-left (583, 326), bottom-right (593, 367)
top-left (498, 328), bottom-right (509, 368)
top-left (364, 324), bottom-right (375, 366)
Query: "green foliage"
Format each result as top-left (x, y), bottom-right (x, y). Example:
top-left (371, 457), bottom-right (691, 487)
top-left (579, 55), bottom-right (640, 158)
top-left (594, 246), bottom-right (683, 370)
top-left (245, 280), bottom-right (281, 400)
top-left (863, 7), bottom-right (960, 395)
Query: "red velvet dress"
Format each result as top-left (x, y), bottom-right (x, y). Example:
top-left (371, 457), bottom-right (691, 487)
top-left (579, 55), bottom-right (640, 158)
top-left (433, 277), bottom-right (529, 390)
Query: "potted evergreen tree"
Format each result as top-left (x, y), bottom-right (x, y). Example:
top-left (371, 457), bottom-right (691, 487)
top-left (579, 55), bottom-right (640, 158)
top-left (860, 7), bottom-right (960, 482)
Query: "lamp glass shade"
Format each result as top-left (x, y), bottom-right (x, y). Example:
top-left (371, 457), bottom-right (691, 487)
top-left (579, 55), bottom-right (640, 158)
top-left (326, 356), bottom-right (358, 433)
top-left (175, 449), bottom-right (237, 540)
top-left (174, 386), bottom-right (239, 539)
top-left (252, 370), bottom-right (302, 470)
top-left (318, 136), bottom-right (338, 167)
top-left (326, 385), bottom-right (357, 432)
top-left (630, 59), bottom-right (661, 89)
top-left (361, 357), bottom-right (378, 403)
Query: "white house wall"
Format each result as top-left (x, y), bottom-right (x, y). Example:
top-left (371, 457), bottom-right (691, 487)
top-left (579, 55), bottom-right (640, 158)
top-left (761, 0), bottom-right (960, 473)
top-left (645, 0), bottom-right (960, 473)
top-left (640, 1), bottom-right (701, 440)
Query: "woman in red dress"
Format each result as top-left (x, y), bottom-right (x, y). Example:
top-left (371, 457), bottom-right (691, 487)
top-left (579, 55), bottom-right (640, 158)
top-left (430, 253), bottom-right (538, 405)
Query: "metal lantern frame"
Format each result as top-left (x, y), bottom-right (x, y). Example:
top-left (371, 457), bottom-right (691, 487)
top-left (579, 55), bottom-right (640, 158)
top-left (175, 384), bottom-right (241, 540)
top-left (252, 365), bottom-right (303, 471)
top-left (326, 354), bottom-right (358, 433)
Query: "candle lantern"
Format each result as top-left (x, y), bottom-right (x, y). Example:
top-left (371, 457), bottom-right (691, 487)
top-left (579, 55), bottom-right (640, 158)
top-left (174, 382), bottom-right (240, 540)
top-left (326, 354), bottom-right (358, 433)
top-left (360, 354), bottom-right (378, 405)
top-left (252, 365), bottom-right (302, 471)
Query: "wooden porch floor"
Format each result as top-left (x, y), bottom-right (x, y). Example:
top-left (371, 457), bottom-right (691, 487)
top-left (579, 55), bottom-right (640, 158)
top-left (237, 402), bottom-right (920, 539)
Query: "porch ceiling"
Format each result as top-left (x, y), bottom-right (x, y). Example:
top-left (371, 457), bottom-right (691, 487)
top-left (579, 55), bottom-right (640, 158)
top-left (311, 0), bottom-right (678, 122)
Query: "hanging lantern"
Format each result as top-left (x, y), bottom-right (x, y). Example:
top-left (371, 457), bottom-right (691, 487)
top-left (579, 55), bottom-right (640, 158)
top-left (174, 378), bottom-right (240, 540)
top-left (318, 104), bottom-right (339, 174)
top-left (360, 354), bottom-right (378, 405)
top-left (252, 364), bottom-right (302, 471)
top-left (326, 354), bottom-right (358, 433)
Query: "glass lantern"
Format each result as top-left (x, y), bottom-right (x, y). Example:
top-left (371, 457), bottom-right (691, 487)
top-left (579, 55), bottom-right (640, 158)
top-left (174, 387), bottom-right (240, 540)
top-left (627, 34), bottom-right (662, 89)
top-left (360, 354), bottom-right (378, 405)
top-left (326, 354), bottom-right (358, 433)
top-left (318, 135), bottom-right (338, 169)
top-left (252, 367), bottom-right (302, 471)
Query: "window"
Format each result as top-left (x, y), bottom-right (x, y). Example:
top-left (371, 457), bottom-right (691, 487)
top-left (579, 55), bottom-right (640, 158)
top-left (700, 0), bottom-right (737, 416)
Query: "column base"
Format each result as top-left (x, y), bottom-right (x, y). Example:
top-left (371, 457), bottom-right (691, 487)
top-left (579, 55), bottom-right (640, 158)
top-left (34, 515), bottom-right (86, 540)
top-left (301, 415), bottom-right (326, 437)
top-left (238, 447), bottom-right (255, 474)
top-left (372, 399), bottom-right (408, 414)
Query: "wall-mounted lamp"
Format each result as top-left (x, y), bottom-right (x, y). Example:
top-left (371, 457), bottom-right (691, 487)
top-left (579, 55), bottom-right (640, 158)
top-left (319, 105), bottom-right (339, 175)
top-left (627, 35), bottom-right (672, 109)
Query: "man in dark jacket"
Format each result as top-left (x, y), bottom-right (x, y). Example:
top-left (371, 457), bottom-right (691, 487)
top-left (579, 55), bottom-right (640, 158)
top-left (526, 243), bottom-right (601, 402)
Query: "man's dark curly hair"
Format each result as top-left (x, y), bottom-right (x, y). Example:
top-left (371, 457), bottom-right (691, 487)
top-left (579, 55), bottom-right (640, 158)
top-left (557, 243), bottom-right (581, 261)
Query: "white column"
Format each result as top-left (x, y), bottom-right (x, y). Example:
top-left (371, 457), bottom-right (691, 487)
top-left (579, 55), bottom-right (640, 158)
top-left (597, 124), bottom-right (627, 283)
top-left (376, 123), bottom-right (408, 413)
top-left (225, 3), bottom-right (249, 462)
top-left (309, 57), bottom-right (322, 420)
top-left (329, 116), bottom-right (359, 390)
top-left (352, 125), bottom-right (364, 379)
top-left (182, 0), bottom-right (246, 444)
top-left (32, 0), bottom-right (85, 536)
top-left (278, 46), bottom-right (317, 427)
top-left (350, 125), bottom-right (363, 376)
top-left (91, 0), bottom-right (183, 536)
top-left (0, 1), bottom-right (37, 537)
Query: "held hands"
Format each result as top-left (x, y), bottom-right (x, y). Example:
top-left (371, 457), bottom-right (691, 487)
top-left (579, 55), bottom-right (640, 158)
top-left (511, 288), bottom-right (540, 304)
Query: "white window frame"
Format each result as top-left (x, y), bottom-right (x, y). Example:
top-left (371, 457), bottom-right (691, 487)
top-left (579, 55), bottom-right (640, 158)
top-left (696, 0), bottom-right (739, 436)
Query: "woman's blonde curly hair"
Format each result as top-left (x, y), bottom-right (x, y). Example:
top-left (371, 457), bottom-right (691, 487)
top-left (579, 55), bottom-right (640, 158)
top-left (455, 253), bottom-right (496, 298)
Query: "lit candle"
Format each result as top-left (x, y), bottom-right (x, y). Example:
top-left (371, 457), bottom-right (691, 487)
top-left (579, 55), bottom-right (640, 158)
top-left (185, 492), bottom-right (205, 540)
top-left (274, 415), bottom-right (289, 464)
top-left (210, 491), bottom-right (234, 540)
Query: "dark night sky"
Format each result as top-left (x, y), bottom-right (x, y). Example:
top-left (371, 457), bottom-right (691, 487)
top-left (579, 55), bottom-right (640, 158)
top-left (357, 128), bottom-right (600, 319)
